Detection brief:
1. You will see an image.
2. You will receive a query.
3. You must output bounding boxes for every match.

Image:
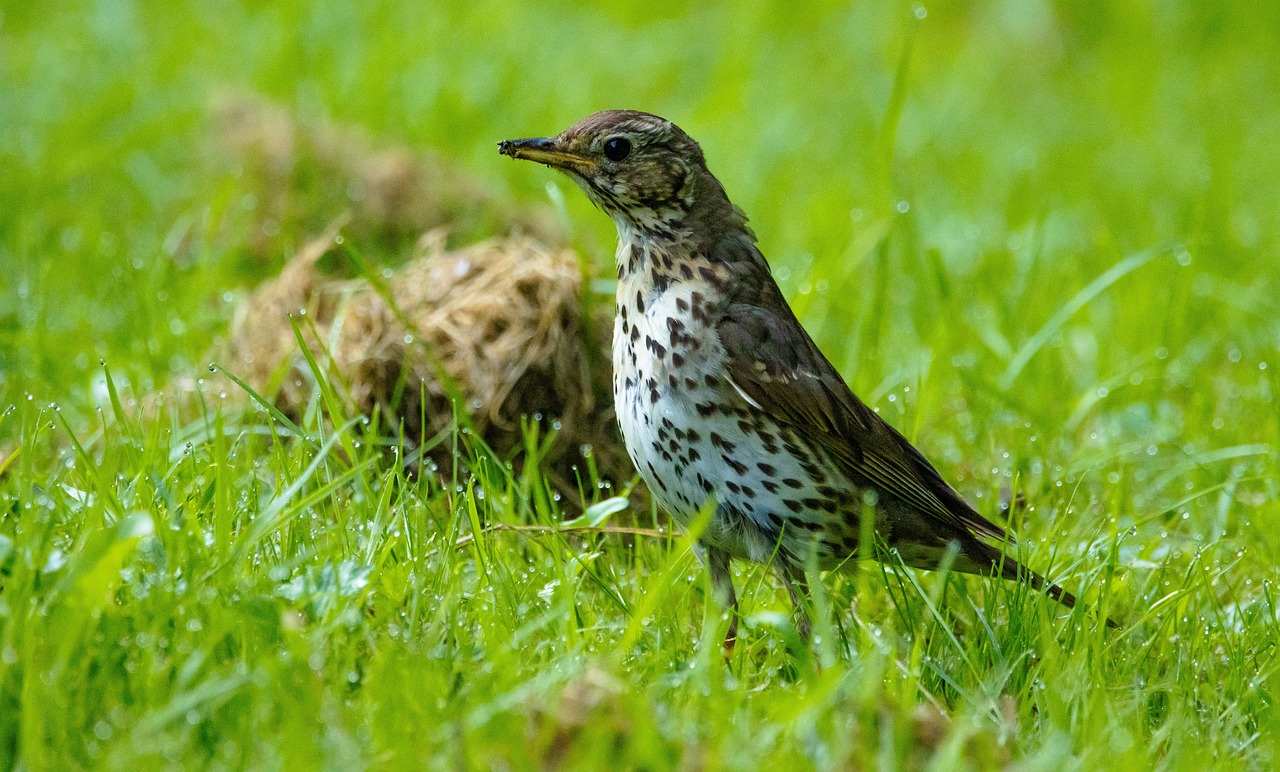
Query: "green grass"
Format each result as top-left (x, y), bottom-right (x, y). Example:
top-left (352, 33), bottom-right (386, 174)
top-left (3, 0), bottom-right (1279, 768)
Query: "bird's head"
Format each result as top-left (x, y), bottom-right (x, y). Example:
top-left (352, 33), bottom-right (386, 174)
top-left (500, 110), bottom-right (734, 240)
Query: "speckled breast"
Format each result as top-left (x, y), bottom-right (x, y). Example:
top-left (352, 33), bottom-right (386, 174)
top-left (610, 248), bottom-right (852, 566)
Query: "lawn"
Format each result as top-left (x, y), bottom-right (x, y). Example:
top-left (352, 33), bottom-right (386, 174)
top-left (2, 0), bottom-right (1278, 768)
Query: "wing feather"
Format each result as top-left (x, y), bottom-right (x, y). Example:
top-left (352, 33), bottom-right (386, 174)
top-left (716, 295), bottom-right (1007, 542)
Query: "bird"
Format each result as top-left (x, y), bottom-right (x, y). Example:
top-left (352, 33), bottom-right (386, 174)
top-left (499, 110), bottom-right (1103, 651)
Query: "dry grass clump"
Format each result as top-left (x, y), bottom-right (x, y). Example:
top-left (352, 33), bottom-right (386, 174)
top-left (221, 224), bottom-right (628, 491)
top-left (205, 94), bottom-right (631, 495)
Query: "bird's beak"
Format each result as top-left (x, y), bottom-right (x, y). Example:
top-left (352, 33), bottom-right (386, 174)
top-left (498, 136), bottom-right (594, 172)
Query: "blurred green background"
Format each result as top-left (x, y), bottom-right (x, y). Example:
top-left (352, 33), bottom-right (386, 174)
top-left (4, 0), bottom-right (1276, 411)
top-left (2, 0), bottom-right (1278, 767)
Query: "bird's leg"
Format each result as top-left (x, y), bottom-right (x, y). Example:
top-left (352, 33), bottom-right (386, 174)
top-left (701, 544), bottom-right (739, 655)
top-left (776, 563), bottom-right (813, 640)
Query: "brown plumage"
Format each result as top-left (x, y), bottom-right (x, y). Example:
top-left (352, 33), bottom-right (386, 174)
top-left (500, 110), bottom-right (1106, 650)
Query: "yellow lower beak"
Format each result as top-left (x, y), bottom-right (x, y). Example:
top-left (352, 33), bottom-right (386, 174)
top-left (498, 137), bottom-right (595, 172)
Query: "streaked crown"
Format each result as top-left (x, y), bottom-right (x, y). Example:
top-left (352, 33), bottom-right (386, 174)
top-left (500, 110), bottom-right (732, 237)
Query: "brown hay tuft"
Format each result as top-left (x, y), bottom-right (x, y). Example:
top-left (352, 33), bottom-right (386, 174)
top-left (206, 94), bottom-right (631, 500)
top-left (222, 225), bottom-right (629, 494)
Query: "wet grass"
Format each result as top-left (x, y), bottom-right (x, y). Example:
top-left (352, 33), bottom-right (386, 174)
top-left (2, 0), bottom-right (1279, 768)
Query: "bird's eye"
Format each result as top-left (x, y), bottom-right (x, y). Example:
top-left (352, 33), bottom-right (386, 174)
top-left (603, 136), bottom-right (632, 162)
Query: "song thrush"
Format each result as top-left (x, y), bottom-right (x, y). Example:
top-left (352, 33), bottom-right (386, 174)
top-left (500, 110), bottom-right (1098, 650)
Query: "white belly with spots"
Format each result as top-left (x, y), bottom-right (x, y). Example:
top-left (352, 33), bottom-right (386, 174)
top-left (612, 274), bottom-right (839, 564)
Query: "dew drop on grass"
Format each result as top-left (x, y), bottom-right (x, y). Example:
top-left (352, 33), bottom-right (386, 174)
top-left (93, 720), bottom-right (113, 740)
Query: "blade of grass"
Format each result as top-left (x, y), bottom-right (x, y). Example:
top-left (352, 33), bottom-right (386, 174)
top-left (999, 245), bottom-right (1168, 390)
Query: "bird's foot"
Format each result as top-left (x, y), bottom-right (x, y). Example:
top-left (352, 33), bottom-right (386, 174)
top-left (794, 609), bottom-right (812, 641)
top-left (722, 613), bottom-right (739, 658)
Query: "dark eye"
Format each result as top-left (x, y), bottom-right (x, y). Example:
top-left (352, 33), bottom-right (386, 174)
top-left (603, 136), bottom-right (632, 162)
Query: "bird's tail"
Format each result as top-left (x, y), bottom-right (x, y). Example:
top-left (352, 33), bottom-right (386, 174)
top-left (959, 538), bottom-right (1119, 628)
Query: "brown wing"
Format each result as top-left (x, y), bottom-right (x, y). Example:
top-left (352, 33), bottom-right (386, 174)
top-left (716, 294), bottom-right (1007, 542)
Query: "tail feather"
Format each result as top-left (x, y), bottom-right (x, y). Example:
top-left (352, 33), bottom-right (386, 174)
top-left (959, 539), bottom-right (1119, 629)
